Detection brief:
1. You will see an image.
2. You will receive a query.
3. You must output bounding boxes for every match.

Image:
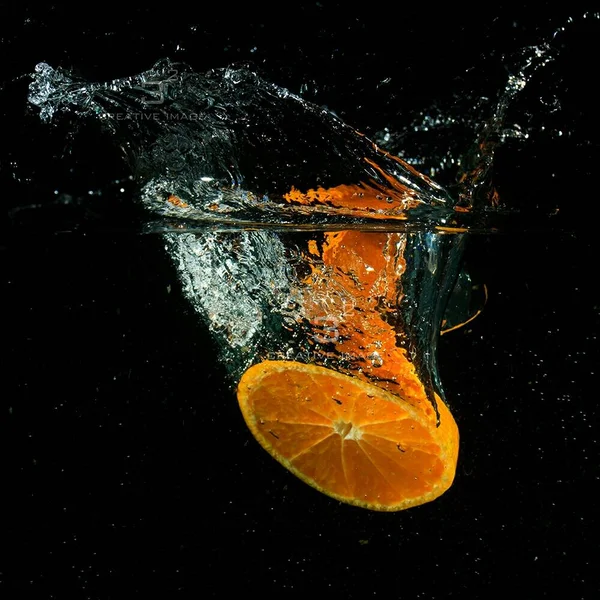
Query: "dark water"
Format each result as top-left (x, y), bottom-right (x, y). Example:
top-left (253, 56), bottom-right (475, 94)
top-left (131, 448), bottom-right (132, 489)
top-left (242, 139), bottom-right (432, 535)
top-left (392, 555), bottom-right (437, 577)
top-left (2, 6), bottom-right (599, 598)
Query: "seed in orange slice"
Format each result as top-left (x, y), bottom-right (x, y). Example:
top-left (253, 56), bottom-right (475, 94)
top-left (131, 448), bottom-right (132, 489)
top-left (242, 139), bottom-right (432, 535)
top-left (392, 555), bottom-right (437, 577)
top-left (237, 360), bottom-right (459, 511)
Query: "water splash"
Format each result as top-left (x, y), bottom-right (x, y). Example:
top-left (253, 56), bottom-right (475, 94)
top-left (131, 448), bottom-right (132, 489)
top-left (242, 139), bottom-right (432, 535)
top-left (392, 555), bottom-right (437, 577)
top-left (455, 43), bottom-right (556, 209)
top-left (9, 11), bottom-right (598, 513)
top-left (28, 59), bottom-right (465, 230)
top-left (371, 14), bottom-right (599, 218)
top-left (373, 43), bottom-right (557, 210)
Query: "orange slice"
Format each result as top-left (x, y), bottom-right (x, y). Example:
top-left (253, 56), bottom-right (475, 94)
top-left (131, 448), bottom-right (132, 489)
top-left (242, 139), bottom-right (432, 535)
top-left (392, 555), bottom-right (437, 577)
top-left (237, 360), bottom-right (459, 511)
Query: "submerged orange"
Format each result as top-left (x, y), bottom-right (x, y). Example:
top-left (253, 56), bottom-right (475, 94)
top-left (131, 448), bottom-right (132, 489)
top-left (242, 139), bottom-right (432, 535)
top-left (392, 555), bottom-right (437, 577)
top-left (237, 360), bottom-right (459, 511)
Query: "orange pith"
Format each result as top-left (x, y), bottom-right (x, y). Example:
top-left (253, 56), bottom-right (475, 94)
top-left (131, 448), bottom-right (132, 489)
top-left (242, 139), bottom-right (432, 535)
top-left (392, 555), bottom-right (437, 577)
top-left (237, 360), bottom-right (459, 511)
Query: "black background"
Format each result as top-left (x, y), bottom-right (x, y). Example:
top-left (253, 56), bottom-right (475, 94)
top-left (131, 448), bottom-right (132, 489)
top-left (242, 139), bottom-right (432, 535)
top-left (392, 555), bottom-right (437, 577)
top-left (2, 3), bottom-right (599, 598)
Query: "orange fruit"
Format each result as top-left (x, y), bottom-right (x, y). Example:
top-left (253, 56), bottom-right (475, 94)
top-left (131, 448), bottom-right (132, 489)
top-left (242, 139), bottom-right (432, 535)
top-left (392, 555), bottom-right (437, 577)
top-left (237, 360), bottom-right (459, 511)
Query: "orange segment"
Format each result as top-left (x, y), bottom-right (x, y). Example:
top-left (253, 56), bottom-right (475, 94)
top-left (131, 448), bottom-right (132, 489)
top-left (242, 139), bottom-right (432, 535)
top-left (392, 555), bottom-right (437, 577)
top-left (237, 360), bottom-right (459, 511)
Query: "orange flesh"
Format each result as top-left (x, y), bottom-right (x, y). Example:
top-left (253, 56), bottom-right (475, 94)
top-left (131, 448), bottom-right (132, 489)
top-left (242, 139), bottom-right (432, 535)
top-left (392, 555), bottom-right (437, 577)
top-left (237, 361), bottom-right (459, 511)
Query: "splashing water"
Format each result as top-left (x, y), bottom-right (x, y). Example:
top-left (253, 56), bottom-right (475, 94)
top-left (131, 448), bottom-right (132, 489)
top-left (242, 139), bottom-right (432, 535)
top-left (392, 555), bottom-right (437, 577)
top-left (13, 14), bottom-right (599, 510)
top-left (28, 59), bottom-right (460, 229)
top-left (25, 10), bottom-right (588, 234)
top-left (22, 31), bottom-right (575, 378)
top-left (373, 42), bottom-right (557, 209)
